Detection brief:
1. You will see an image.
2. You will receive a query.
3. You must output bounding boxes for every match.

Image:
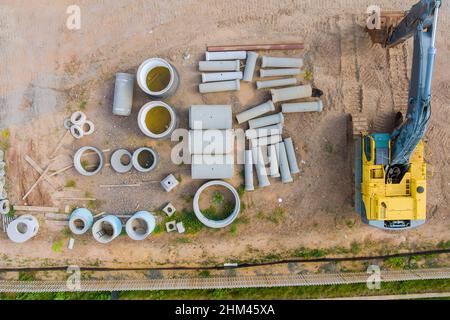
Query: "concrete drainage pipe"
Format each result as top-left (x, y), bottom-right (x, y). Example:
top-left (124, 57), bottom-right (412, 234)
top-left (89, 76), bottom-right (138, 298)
top-left (70, 111), bottom-right (87, 126)
top-left (0, 199), bottom-right (10, 214)
top-left (110, 149), bottom-right (133, 173)
top-left (7, 215), bottom-right (39, 243)
top-left (69, 208), bottom-right (94, 235)
top-left (132, 147), bottom-right (159, 173)
top-left (92, 215), bottom-right (122, 244)
top-left (73, 146), bottom-right (104, 176)
top-left (125, 211), bottom-right (156, 240)
top-left (137, 101), bottom-right (178, 140)
top-left (82, 120), bottom-right (95, 135)
top-left (193, 180), bottom-right (240, 228)
top-left (136, 58), bottom-right (180, 98)
top-left (70, 124), bottom-right (84, 139)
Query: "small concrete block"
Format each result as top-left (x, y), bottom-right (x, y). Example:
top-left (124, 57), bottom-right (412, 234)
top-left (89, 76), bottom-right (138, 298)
top-left (64, 205), bottom-right (71, 214)
top-left (162, 203), bottom-right (176, 217)
top-left (165, 220), bottom-right (177, 232)
top-left (176, 222), bottom-right (185, 234)
top-left (68, 238), bottom-right (75, 250)
top-left (160, 174), bottom-right (179, 192)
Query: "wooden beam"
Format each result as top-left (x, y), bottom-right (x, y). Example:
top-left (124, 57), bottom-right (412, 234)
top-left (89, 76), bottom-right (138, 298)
top-left (14, 205), bottom-right (60, 213)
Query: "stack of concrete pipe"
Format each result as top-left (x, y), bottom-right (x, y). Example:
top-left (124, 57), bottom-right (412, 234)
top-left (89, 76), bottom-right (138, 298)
top-left (189, 105), bottom-right (234, 179)
top-left (0, 150), bottom-right (9, 215)
top-left (64, 111), bottom-right (95, 140)
top-left (256, 55), bottom-right (304, 90)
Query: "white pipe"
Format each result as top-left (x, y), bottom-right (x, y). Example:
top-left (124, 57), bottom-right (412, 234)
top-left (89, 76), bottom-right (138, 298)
top-left (69, 208), bottom-right (93, 235)
top-left (189, 105), bottom-right (232, 129)
top-left (275, 142), bottom-right (293, 183)
top-left (251, 135), bottom-right (282, 147)
top-left (248, 112), bottom-right (284, 129)
top-left (125, 211), bottom-right (156, 241)
top-left (260, 68), bottom-right (301, 77)
top-left (92, 215), bottom-right (122, 244)
top-left (256, 78), bottom-right (297, 89)
top-left (282, 100), bottom-right (323, 113)
top-left (261, 56), bottom-right (303, 68)
top-left (268, 144), bottom-right (280, 178)
top-left (112, 73), bottom-right (134, 116)
top-left (136, 58), bottom-right (179, 98)
top-left (242, 51), bottom-right (258, 82)
top-left (251, 146), bottom-right (270, 188)
top-left (199, 79), bottom-right (240, 93)
top-left (284, 137), bottom-right (300, 174)
top-left (271, 84), bottom-right (312, 103)
top-left (138, 101), bottom-right (178, 139)
top-left (202, 71), bottom-right (242, 83)
top-left (199, 60), bottom-right (240, 72)
top-left (206, 51), bottom-right (246, 60)
top-left (236, 100), bottom-right (275, 124)
top-left (245, 123), bottom-right (283, 139)
top-left (244, 150), bottom-right (254, 191)
top-left (189, 129), bottom-right (234, 155)
top-left (7, 215), bottom-right (39, 243)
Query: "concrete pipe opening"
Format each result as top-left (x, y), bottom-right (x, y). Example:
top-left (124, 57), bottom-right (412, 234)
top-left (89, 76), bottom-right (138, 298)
top-left (193, 180), bottom-right (240, 228)
top-left (110, 149), bottom-right (133, 173)
top-left (7, 215), bottom-right (39, 243)
top-left (132, 147), bottom-right (159, 173)
top-left (73, 146), bottom-right (104, 176)
top-left (138, 101), bottom-right (178, 139)
top-left (136, 58), bottom-right (179, 98)
top-left (92, 215), bottom-right (122, 244)
top-left (69, 208), bottom-right (94, 235)
top-left (125, 211), bottom-right (156, 241)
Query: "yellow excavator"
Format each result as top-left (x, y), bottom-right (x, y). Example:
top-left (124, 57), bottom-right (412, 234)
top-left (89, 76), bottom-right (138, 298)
top-left (350, 0), bottom-right (440, 229)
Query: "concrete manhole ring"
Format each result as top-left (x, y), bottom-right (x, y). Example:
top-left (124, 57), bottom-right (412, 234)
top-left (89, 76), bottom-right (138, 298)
top-left (110, 149), bottom-right (133, 173)
top-left (73, 146), bottom-right (104, 176)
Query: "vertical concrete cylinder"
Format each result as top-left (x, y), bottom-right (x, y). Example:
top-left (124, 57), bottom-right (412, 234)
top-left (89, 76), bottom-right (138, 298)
top-left (136, 58), bottom-right (179, 98)
top-left (69, 208), bottom-right (94, 235)
top-left (268, 144), bottom-right (280, 178)
top-left (112, 73), bottom-right (134, 116)
top-left (7, 215), bottom-right (39, 243)
top-left (137, 101), bottom-right (178, 139)
top-left (244, 150), bottom-right (254, 191)
top-left (236, 100), bottom-right (275, 124)
top-left (260, 68), bottom-right (300, 77)
top-left (198, 60), bottom-right (240, 72)
top-left (205, 51), bottom-right (247, 60)
top-left (199, 80), bottom-right (240, 93)
top-left (92, 215), bottom-right (122, 244)
top-left (248, 112), bottom-right (284, 129)
top-left (271, 84), bottom-right (312, 103)
top-left (132, 147), bottom-right (159, 173)
top-left (242, 51), bottom-right (258, 82)
top-left (261, 56), bottom-right (303, 68)
top-left (245, 123), bottom-right (283, 139)
top-left (275, 142), bottom-right (293, 183)
top-left (125, 211), bottom-right (156, 241)
top-left (256, 78), bottom-right (297, 89)
top-left (284, 138), bottom-right (300, 174)
top-left (282, 100), bottom-right (323, 113)
top-left (252, 146), bottom-right (270, 188)
top-left (202, 71), bottom-right (243, 83)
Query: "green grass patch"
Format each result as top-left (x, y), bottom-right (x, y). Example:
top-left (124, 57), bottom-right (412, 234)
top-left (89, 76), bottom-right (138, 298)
top-left (65, 180), bottom-right (76, 188)
top-left (51, 240), bottom-right (64, 253)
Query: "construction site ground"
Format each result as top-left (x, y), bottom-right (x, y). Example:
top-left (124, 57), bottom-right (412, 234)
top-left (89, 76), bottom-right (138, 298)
top-left (1, 0), bottom-right (450, 270)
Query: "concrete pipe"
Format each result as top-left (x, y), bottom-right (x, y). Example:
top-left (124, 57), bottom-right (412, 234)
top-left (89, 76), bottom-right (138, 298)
top-left (251, 134), bottom-right (282, 147)
top-left (7, 215), bottom-right (39, 243)
top-left (282, 100), bottom-right (323, 113)
top-left (110, 149), bottom-right (133, 173)
top-left (199, 79), bottom-right (240, 93)
top-left (132, 147), bottom-right (159, 173)
top-left (70, 124), bottom-right (84, 139)
top-left (284, 137), bottom-right (300, 174)
top-left (252, 146), bottom-right (270, 188)
top-left (0, 199), bottom-right (10, 214)
top-left (244, 149), bottom-right (254, 191)
top-left (268, 144), bottom-right (280, 178)
top-left (193, 180), bottom-right (240, 228)
top-left (242, 51), bottom-right (258, 82)
top-left (275, 142), bottom-right (293, 183)
top-left (125, 211), bottom-right (156, 241)
top-left (73, 146), bottom-right (104, 176)
top-left (70, 111), bottom-right (86, 126)
top-left (137, 101), bottom-right (178, 139)
top-left (271, 84), bottom-right (312, 103)
top-left (236, 100), bottom-right (275, 124)
top-left (260, 68), bottom-right (301, 78)
top-left (69, 208), bottom-right (94, 235)
top-left (189, 105), bottom-right (232, 130)
top-left (248, 112), bottom-right (284, 129)
top-left (63, 118), bottom-right (72, 129)
top-left (261, 56), bottom-right (303, 68)
top-left (136, 58), bottom-right (180, 98)
top-left (202, 71), bottom-right (243, 83)
top-left (256, 78), bottom-right (297, 90)
top-left (198, 60), bottom-right (240, 72)
top-left (112, 73), bottom-right (134, 116)
top-left (245, 123), bottom-right (283, 139)
top-left (189, 129), bottom-right (234, 155)
top-left (92, 215), bottom-right (122, 244)
top-left (191, 154), bottom-right (234, 179)
top-left (82, 120), bottom-right (95, 135)
top-left (205, 51), bottom-right (246, 61)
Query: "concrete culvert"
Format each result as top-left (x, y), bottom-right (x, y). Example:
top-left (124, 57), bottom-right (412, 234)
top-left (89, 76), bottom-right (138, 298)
top-left (136, 58), bottom-right (179, 98)
top-left (70, 124), bottom-right (84, 139)
top-left (125, 211), bottom-right (156, 240)
top-left (92, 215), bottom-right (122, 244)
top-left (132, 147), bottom-right (159, 173)
top-left (70, 111), bottom-right (87, 125)
top-left (82, 120), bottom-right (95, 135)
top-left (110, 149), bottom-right (133, 173)
top-left (138, 101), bottom-right (178, 139)
top-left (69, 208), bottom-right (94, 235)
top-left (73, 146), bottom-right (104, 176)
top-left (7, 215), bottom-right (39, 243)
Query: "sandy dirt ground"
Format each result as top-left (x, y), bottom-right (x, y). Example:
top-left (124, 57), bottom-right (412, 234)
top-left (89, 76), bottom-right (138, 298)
top-left (0, 0), bottom-right (450, 269)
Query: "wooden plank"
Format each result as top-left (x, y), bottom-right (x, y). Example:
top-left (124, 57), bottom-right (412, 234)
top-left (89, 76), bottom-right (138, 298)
top-left (13, 205), bottom-right (59, 213)
top-left (22, 160), bottom-right (54, 200)
top-left (207, 43), bottom-right (304, 52)
top-left (24, 155), bottom-right (58, 189)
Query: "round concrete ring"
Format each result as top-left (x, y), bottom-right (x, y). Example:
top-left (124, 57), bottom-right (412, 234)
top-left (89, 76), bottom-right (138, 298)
top-left (110, 149), bottom-right (133, 173)
top-left (70, 111), bottom-right (87, 125)
top-left (82, 120), bottom-right (95, 135)
top-left (70, 124), bottom-right (84, 139)
top-left (0, 199), bottom-right (10, 214)
top-left (132, 147), bottom-right (159, 173)
top-left (7, 215), bottom-right (39, 243)
top-left (193, 180), bottom-right (240, 228)
top-left (73, 146), bottom-right (104, 176)
top-left (63, 118), bottom-right (72, 129)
